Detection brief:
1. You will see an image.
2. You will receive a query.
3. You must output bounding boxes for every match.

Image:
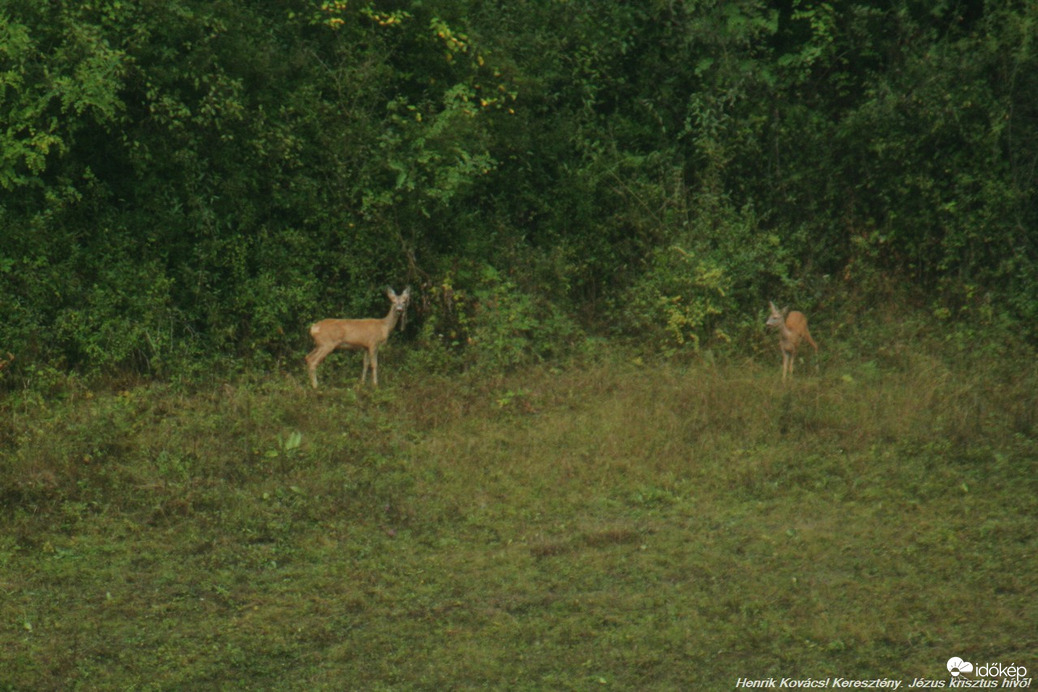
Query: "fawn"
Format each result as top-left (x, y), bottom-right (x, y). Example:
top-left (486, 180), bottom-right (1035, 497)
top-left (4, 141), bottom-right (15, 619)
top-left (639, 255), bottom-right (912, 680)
top-left (766, 301), bottom-right (817, 380)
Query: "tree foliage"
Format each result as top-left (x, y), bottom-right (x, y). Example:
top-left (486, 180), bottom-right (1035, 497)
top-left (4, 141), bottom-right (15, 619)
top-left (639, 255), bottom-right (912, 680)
top-left (1, 0), bottom-right (1035, 377)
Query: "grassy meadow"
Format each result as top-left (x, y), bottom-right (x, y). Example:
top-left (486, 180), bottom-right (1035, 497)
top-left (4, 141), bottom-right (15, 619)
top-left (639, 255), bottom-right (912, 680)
top-left (1, 320), bottom-right (1036, 689)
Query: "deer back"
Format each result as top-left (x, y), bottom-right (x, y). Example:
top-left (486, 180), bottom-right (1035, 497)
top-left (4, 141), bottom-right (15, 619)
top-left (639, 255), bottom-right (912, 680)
top-left (310, 317), bottom-right (392, 351)
top-left (784, 310), bottom-right (817, 351)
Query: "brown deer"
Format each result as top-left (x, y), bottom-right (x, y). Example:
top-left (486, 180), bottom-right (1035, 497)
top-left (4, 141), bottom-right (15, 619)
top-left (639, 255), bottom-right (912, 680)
top-left (0, 352), bottom-right (12, 372)
top-left (306, 287), bottom-right (411, 389)
top-left (766, 301), bottom-right (818, 380)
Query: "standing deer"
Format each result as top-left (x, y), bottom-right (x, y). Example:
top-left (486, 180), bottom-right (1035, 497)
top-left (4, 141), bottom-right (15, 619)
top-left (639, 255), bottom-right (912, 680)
top-left (766, 301), bottom-right (818, 381)
top-left (306, 287), bottom-right (411, 389)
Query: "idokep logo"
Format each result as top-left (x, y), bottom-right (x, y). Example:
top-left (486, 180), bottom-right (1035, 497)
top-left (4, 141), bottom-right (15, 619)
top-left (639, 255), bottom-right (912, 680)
top-left (946, 656), bottom-right (1030, 684)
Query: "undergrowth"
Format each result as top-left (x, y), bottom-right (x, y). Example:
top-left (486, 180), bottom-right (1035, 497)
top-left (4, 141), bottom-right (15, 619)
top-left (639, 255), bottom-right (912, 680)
top-left (0, 327), bottom-right (1035, 689)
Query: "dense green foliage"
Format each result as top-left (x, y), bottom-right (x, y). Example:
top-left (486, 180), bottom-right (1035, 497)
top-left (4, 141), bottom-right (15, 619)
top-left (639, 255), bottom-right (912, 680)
top-left (2, 0), bottom-right (1037, 375)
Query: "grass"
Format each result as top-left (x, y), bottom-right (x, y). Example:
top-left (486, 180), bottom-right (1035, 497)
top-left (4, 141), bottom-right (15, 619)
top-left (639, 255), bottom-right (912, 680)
top-left (0, 332), bottom-right (1036, 689)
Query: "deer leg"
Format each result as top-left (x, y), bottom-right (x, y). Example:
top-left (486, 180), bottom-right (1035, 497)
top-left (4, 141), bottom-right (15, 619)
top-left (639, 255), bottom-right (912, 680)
top-left (306, 344), bottom-right (336, 389)
top-left (361, 350), bottom-right (370, 385)
top-left (370, 348), bottom-right (379, 387)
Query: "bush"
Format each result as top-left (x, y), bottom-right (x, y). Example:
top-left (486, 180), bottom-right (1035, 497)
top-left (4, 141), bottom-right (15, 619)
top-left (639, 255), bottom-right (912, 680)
top-left (618, 245), bottom-right (731, 355)
top-left (413, 263), bottom-right (581, 374)
top-left (615, 196), bottom-right (800, 355)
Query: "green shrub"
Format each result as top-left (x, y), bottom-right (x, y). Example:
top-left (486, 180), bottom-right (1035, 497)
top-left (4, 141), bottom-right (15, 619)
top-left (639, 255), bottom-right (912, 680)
top-left (414, 263), bottom-right (581, 374)
top-left (618, 245), bottom-right (731, 354)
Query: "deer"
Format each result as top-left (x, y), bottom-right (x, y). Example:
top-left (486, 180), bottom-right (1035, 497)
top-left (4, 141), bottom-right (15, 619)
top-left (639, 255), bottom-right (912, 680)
top-left (766, 301), bottom-right (818, 381)
top-left (0, 352), bottom-right (12, 372)
top-left (306, 287), bottom-right (411, 389)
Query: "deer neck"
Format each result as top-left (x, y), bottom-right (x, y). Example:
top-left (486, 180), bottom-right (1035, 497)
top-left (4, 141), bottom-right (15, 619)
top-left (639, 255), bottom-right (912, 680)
top-left (383, 305), bottom-right (402, 335)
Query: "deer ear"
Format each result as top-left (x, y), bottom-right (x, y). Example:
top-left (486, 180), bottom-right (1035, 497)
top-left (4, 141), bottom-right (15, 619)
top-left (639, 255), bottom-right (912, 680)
top-left (402, 286), bottom-right (411, 299)
top-left (769, 301), bottom-right (778, 311)
top-left (386, 287), bottom-right (397, 299)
